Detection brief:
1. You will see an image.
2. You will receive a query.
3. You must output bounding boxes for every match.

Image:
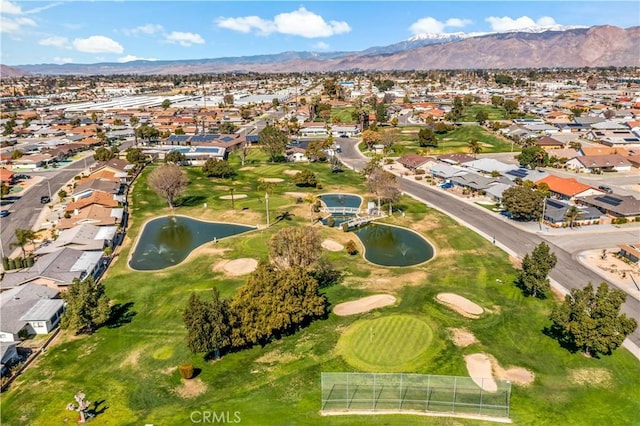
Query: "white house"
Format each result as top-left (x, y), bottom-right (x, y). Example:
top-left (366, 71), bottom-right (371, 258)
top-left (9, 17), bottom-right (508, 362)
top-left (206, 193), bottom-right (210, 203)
top-left (0, 284), bottom-right (62, 342)
top-left (566, 155), bottom-right (632, 173)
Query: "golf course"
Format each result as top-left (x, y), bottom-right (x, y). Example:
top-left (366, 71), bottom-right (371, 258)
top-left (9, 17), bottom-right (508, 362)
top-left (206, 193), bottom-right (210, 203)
top-left (1, 152), bottom-right (638, 425)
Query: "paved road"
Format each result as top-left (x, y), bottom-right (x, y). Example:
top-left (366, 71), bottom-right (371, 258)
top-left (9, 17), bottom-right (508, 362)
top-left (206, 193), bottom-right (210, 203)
top-left (0, 156), bottom-right (95, 257)
top-left (337, 138), bottom-right (640, 354)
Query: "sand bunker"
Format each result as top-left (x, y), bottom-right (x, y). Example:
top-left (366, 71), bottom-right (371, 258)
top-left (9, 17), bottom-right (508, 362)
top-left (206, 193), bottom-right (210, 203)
top-left (260, 177), bottom-right (284, 183)
top-left (437, 293), bottom-right (484, 318)
top-left (333, 294), bottom-right (396, 316)
top-left (219, 194), bottom-right (248, 199)
top-left (283, 169), bottom-right (302, 176)
top-left (322, 239), bottom-right (344, 252)
top-left (466, 353), bottom-right (535, 391)
top-left (448, 328), bottom-right (478, 347)
top-left (465, 353), bottom-right (498, 392)
top-left (238, 166), bottom-right (255, 171)
top-left (222, 258), bottom-right (258, 276)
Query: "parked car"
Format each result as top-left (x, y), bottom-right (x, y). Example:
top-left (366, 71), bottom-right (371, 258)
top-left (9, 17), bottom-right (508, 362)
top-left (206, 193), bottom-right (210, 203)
top-left (0, 210), bottom-right (9, 217)
top-left (40, 195), bottom-right (51, 204)
top-left (15, 174), bottom-right (31, 180)
top-left (598, 185), bottom-right (613, 194)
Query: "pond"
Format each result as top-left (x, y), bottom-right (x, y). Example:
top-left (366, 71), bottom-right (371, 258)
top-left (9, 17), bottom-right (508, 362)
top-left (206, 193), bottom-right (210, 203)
top-left (129, 216), bottom-right (254, 271)
top-left (320, 193), bottom-right (362, 227)
top-left (354, 224), bottom-right (434, 267)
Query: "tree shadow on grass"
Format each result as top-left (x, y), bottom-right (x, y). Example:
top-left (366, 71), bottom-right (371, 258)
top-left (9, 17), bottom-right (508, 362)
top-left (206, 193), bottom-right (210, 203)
top-left (542, 324), bottom-right (581, 355)
top-left (87, 399), bottom-right (108, 419)
top-left (105, 302), bottom-right (136, 329)
top-left (178, 195), bottom-right (206, 207)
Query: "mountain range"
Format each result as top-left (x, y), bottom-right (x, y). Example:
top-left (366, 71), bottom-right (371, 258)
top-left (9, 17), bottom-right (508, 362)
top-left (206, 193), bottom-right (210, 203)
top-left (4, 25), bottom-right (639, 76)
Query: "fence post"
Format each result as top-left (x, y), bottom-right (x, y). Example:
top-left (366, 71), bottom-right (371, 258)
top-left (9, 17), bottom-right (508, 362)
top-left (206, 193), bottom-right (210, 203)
top-left (453, 376), bottom-right (457, 413)
top-left (425, 374), bottom-right (430, 411)
top-left (399, 373), bottom-right (403, 409)
top-left (372, 373), bottom-right (376, 410)
top-left (479, 378), bottom-right (484, 415)
top-left (346, 373), bottom-right (349, 410)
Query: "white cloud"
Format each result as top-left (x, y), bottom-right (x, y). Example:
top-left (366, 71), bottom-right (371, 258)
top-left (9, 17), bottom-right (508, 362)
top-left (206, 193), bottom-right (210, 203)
top-left (72, 35), bottom-right (124, 54)
top-left (0, 0), bottom-right (22, 14)
top-left (274, 7), bottom-right (351, 38)
top-left (118, 55), bottom-right (156, 63)
top-left (409, 16), bottom-right (472, 35)
top-left (485, 15), bottom-right (557, 32)
top-left (313, 41), bottom-right (329, 50)
top-left (445, 18), bottom-right (472, 28)
top-left (216, 16), bottom-right (275, 35)
top-left (165, 31), bottom-right (205, 46)
top-left (38, 36), bottom-right (70, 49)
top-left (53, 56), bottom-right (73, 64)
top-left (123, 24), bottom-right (164, 36)
top-left (0, 15), bottom-right (36, 33)
top-left (217, 7), bottom-right (351, 38)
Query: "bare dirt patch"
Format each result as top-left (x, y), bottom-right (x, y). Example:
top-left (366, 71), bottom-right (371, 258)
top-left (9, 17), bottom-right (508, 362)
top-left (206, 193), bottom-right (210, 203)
top-left (161, 366), bottom-right (177, 375)
top-left (322, 239), bottom-right (344, 252)
top-left (255, 349), bottom-right (301, 364)
top-left (508, 256), bottom-right (522, 268)
top-left (448, 328), bottom-right (478, 347)
top-left (219, 194), bottom-right (248, 200)
top-left (260, 177), bottom-right (284, 183)
top-left (333, 294), bottom-right (396, 316)
top-left (238, 166), bottom-right (255, 171)
top-left (176, 378), bottom-right (207, 398)
top-left (569, 368), bottom-right (613, 388)
top-left (283, 169), bottom-right (302, 176)
top-left (344, 269), bottom-right (429, 292)
top-left (464, 353), bottom-right (498, 392)
top-left (284, 191), bottom-right (309, 199)
top-left (120, 347), bottom-right (144, 368)
top-left (437, 293), bottom-right (484, 318)
top-left (218, 258), bottom-right (258, 276)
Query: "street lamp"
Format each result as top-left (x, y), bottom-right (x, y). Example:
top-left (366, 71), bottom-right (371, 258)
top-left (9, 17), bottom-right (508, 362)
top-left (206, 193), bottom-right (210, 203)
top-left (265, 192), bottom-right (270, 227)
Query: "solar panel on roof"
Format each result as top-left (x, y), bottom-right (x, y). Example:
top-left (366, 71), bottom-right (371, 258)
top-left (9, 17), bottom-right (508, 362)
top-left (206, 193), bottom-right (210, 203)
top-left (203, 135), bottom-right (216, 142)
top-left (506, 169), bottom-right (528, 178)
top-left (546, 199), bottom-right (565, 209)
top-left (596, 195), bottom-right (622, 206)
top-left (221, 136), bottom-right (233, 142)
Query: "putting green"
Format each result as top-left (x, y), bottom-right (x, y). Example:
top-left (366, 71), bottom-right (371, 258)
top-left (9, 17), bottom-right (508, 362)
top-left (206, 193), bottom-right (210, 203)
top-left (337, 315), bottom-right (433, 372)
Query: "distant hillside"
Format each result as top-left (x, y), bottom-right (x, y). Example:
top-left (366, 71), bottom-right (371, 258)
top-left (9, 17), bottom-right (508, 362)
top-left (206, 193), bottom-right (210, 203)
top-left (0, 64), bottom-right (29, 78)
top-left (6, 25), bottom-right (639, 76)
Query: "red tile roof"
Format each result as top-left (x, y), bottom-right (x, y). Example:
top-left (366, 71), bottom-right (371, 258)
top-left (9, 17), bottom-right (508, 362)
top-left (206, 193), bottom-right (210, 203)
top-left (536, 175), bottom-right (593, 197)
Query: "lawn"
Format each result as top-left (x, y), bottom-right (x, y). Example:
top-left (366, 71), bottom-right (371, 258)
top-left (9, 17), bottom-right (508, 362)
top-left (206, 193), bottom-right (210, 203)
top-left (458, 104), bottom-right (507, 122)
top-left (362, 124), bottom-right (519, 156)
top-left (331, 107), bottom-right (356, 124)
top-left (1, 155), bottom-right (639, 425)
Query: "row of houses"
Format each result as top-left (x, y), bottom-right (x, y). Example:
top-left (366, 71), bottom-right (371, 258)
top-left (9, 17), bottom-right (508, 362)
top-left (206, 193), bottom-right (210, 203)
top-left (397, 153), bottom-right (640, 224)
top-left (0, 158), bottom-right (135, 373)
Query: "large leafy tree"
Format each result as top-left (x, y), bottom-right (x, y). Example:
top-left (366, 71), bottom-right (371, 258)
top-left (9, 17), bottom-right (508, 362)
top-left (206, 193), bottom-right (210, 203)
top-left (268, 226), bottom-right (322, 271)
top-left (517, 242), bottom-right (557, 298)
top-left (549, 282), bottom-right (637, 357)
top-left (202, 159), bottom-right (235, 178)
top-left (93, 147), bottom-right (115, 161)
top-left (259, 125), bottom-right (288, 162)
top-left (147, 164), bottom-right (189, 209)
top-left (365, 166), bottom-right (400, 213)
top-left (293, 169), bottom-right (317, 187)
top-left (183, 288), bottom-right (230, 358)
top-left (517, 146), bottom-right (549, 169)
top-left (125, 147), bottom-right (146, 164)
top-left (164, 151), bottom-right (187, 164)
top-left (60, 277), bottom-right (111, 334)
top-left (135, 124), bottom-right (160, 144)
top-left (501, 184), bottom-right (545, 221)
top-left (417, 127), bottom-right (438, 148)
top-left (228, 263), bottom-right (326, 347)
top-left (361, 129), bottom-right (381, 151)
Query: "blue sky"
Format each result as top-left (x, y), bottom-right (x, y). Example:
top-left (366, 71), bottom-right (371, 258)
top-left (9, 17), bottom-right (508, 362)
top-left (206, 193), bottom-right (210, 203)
top-left (1, 1), bottom-right (638, 65)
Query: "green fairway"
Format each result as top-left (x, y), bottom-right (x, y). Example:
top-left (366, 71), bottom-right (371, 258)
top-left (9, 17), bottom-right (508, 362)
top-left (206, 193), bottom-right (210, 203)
top-left (1, 152), bottom-right (639, 426)
top-left (338, 315), bottom-right (433, 372)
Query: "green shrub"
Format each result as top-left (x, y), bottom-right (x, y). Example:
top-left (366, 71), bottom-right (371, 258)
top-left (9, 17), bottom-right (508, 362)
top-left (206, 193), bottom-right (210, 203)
top-left (326, 217), bottom-right (335, 227)
top-left (415, 169), bottom-right (426, 175)
top-left (179, 363), bottom-right (194, 379)
top-left (612, 217), bottom-right (629, 225)
top-left (345, 240), bottom-right (358, 255)
top-left (414, 176), bottom-right (422, 181)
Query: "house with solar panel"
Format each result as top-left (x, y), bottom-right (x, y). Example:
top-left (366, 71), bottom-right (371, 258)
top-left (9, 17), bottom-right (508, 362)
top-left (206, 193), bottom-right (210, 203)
top-left (576, 194), bottom-right (640, 219)
top-left (160, 133), bottom-right (248, 164)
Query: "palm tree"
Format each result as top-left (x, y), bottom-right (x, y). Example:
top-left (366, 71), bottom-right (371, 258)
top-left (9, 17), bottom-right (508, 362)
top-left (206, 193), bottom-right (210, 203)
top-left (467, 139), bottom-right (482, 159)
top-left (130, 116), bottom-right (140, 147)
top-left (564, 205), bottom-right (583, 229)
top-left (10, 228), bottom-right (37, 259)
top-left (304, 193), bottom-right (320, 224)
top-left (274, 211), bottom-right (295, 224)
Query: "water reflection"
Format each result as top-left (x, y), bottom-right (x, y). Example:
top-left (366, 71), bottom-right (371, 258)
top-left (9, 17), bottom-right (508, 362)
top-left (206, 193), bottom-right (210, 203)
top-left (354, 224), bottom-right (434, 267)
top-left (130, 216), bottom-right (254, 271)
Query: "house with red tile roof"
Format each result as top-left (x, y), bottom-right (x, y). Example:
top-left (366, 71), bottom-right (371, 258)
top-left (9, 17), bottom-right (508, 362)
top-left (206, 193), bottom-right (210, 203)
top-left (535, 175), bottom-right (601, 201)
